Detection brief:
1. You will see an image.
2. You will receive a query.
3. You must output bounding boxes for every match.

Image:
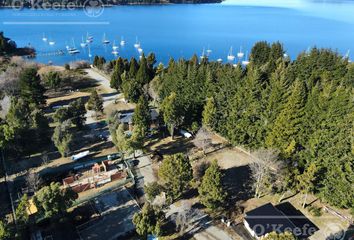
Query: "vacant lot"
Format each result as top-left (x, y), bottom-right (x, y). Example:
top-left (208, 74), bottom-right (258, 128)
top-left (78, 188), bottom-right (140, 240)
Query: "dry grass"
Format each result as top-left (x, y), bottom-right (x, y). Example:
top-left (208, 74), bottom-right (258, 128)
top-left (46, 91), bottom-right (91, 106)
top-left (38, 65), bottom-right (65, 75)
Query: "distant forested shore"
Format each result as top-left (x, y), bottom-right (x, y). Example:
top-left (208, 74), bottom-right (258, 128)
top-left (0, 32), bottom-right (35, 58)
top-left (0, 0), bottom-right (222, 8)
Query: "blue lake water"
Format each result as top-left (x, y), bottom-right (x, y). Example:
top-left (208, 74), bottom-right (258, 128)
top-left (0, 0), bottom-right (354, 65)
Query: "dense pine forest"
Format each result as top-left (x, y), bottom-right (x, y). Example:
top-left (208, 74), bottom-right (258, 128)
top-left (107, 42), bottom-right (353, 210)
top-left (0, 40), bottom-right (352, 213)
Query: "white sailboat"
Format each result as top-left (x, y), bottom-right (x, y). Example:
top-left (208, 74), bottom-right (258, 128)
top-left (227, 47), bottom-right (235, 61)
top-left (120, 37), bottom-right (125, 46)
top-left (112, 50), bottom-right (119, 55)
top-left (102, 33), bottom-right (110, 44)
top-left (345, 50), bottom-right (351, 62)
top-left (206, 45), bottom-right (212, 55)
top-left (80, 36), bottom-right (87, 48)
top-left (237, 46), bottom-right (244, 59)
top-left (242, 51), bottom-right (250, 66)
top-left (134, 37), bottom-right (140, 48)
top-left (112, 41), bottom-right (119, 51)
top-left (138, 47), bottom-right (143, 54)
top-left (42, 33), bottom-right (47, 42)
top-left (200, 48), bottom-right (207, 60)
top-left (217, 58), bottom-right (223, 63)
top-left (88, 44), bottom-right (92, 58)
top-left (68, 39), bottom-right (80, 54)
top-left (48, 40), bottom-right (55, 46)
top-left (86, 32), bottom-right (94, 43)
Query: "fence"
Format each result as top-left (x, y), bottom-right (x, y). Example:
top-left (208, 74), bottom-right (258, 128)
top-left (71, 160), bottom-right (135, 207)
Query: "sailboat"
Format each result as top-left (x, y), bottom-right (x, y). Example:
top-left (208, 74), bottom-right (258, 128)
top-left (227, 47), bottom-right (235, 61)
top-left (86, 32), bottom-right (94, 43)
top-left (88, 44), bottom-right (92, 58)
top-left (200, 48), bottom-right (207, 60)
top-left (138, 47), bottom-right (143, 54)
top-left (345, 50), bottom-right (351, 63)
top-left (112, 41), bottom-right (119, 51)
top-left (68, 39), bottom-right (80, 54)
top-left (102, 33), bottom-right (110, 44)
top-left (48, 39), bottom-right (55, 46)
top-left (206, 45), bottom-right (212, 55)
top-left (242, 51), bottom-right (250, 66)
top-left (217, 58), bottom-right (223, 63)
top-left (80, 36), bottom-right (87, 48)
top-left (42, 33), bottom-right (47, 42)
top-left (120, 37), bottom-right (125, 46)
top-left (237, 46), bottom-right (244, 59)
top-left (134, 37), bottom-right (140, 48)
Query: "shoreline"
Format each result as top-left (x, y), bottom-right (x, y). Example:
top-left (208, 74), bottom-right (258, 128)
top-left (0, 0), bottom-right (222, 9)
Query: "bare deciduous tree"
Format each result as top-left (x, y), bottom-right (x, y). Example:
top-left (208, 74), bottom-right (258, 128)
top-left (25, 170), bottom-right (42, 193)
top-left (175, 201), bottom-right (192, 235)
top-left (193, 127), bottom-right (212, 155)
top-left (250, 149), bottom-right (281, 198)
top-left (41, 152), bottom-right (49, 166)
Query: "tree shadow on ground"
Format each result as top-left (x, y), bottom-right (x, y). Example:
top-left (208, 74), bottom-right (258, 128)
top-left (45, 95), bottom-right (90, 114)
top-left (146, 137), bottom-right (195, 156)
top-left (222, 165), bottom-right (253, 203)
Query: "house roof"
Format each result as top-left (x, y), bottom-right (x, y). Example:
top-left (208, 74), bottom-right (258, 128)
top-left (118, 109), bottom-right (159, 124)
top-left (244, 203), bottom-right (297, 237)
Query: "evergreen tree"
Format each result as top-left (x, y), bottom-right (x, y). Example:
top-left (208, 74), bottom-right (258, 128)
top-left (132, 202), bottom-right (164, 237)
top-left (110, 57), bottom-right (124, 91)
top-left (266, 79), bottom-right (307, 154)
top-left (158, 153), bottom-right (193, 200)
top-left (296, 162), bottom-right (317, 208)
top-left (129, 57), bottom-right (139, 78)
top-left (264, 60), bottom-right (290, 130)
top-left (69, 98), bottom-right (86, 128)
top-left (136, 53), bottom-right (150, 85)
top-left (33, 182), bottom-right (77, 218)
top-left (0, 219), bottom-right (10, 240)
top-left (198, 160), bottom-right (226, 210)
top-left (110, 123), bottom-right (132, 160)
top-left (250, 41), bottom-right (271, 67)
top-left (52, 120), bottom-right (73, 157)
top-left (44, 71), bottom-right (61, 91)
top-left (53, 99), bottom-right (86, 128)
top-left (147, 52), bottom-right (157, 79)
top-left (160, 92), bottom-right (182, 139)
top-left (16, 194), bottom-right (30, 225)
top-left (87, 90), bottom-right (104, 117)
top-left (3, 98), bottom-right (48, 155)
top-left (19, 67), bottom-right (46, 106)
top-left (132, 95), bottom-right (151, 133)
top-left (130, 124), bottom-right (145, 158)
top-left (122, 76), bottom-right (143, 103)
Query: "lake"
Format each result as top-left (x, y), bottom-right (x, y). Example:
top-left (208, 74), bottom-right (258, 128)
top-left (0, 0), bottom-right (354, 65)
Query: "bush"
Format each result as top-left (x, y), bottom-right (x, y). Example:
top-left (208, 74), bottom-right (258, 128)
top-left (193, 160), bottom-right (210, 182)
top-left (308, 206), bottom-right (322, 217)
top-left (144, 182), bottom-right (162, 201)
top-left (69, 61), bottom-right (90, 70)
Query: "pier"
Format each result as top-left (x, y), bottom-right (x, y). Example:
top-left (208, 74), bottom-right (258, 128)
top-left (36, 50), bottom-right (65, 57)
